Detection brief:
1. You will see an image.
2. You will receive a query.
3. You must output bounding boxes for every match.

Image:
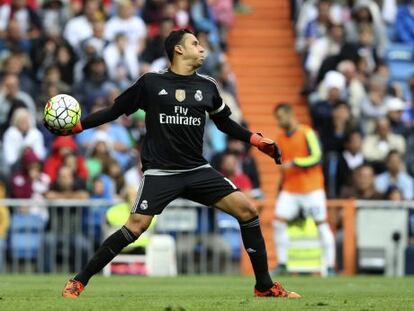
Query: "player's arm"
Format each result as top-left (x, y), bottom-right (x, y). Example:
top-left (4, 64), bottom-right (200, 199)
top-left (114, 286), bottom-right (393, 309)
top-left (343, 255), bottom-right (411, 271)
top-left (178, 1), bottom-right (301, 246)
top-left (212, 114), bottom-right (282, 164)
top-left (209, 80), bottom-right (282, 164)
top-left (46, 76), bottom-right (146, 135)
top-left (292, 128), bottom-right (322, 167)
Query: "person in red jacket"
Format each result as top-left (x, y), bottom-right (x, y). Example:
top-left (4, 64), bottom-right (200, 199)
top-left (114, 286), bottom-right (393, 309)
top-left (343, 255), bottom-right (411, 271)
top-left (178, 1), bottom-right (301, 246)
top-left (43, 136), bottom-right (88, 184)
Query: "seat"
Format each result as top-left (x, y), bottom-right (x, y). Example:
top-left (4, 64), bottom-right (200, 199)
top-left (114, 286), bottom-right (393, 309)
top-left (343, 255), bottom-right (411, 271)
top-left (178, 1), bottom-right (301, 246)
top-left (217, 211), bottom-right (241, 259)
top-left (9, 213), bottom-right (45, 260)
top-left (385, 43), bottom-right (414, 82)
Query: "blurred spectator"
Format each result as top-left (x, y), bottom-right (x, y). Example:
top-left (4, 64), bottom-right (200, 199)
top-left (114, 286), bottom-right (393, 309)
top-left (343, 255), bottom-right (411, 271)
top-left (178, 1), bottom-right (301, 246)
top-left (324, 129), bottom-right (365, 198)
top-left (0, 0), bottom-right (43, 42)
top-left (80, 19), bottom-right (109, 59)
top-left (43, 136), bottom-right (88, 184)
top-left (305, 21), bottom-right (345, 84)
top-left (2, 107), bottom-right (46, 169)
top-left (345, 0), bottom-right (387, 56)
top-left (319, 101), bottom-right (356, 153)
top-left (385, 185), bottom-right (403, 201)
top-left (102, 158), bottom-right (125, 196)
top-left (341, 163), bottom-right (384, 199)
top-left (141, 17), bottom-right (174, 71)
top-left (375, 150), bottom-right (414, 200)
top-left (311, 71), bottom-right (346, 134)
top-left (128, 109), bottom-right (147, 149)
top-left (175, 0), bottom-right (191, 28)
top-left (0, 176), bottom-right (9, 272)
top-left (76, 106), bottom-right (132, 170)
top-left (63, 0), bottom-right (102, 52)
top-left (0, 19), bottom-right (31, 55)
top-left (85, 130), bottom-right (116, 181)
top-left (360, 75), bottom-right (389, 133)
top-left (0, 73), bottom-right (36, 129)
top-left (40, 0), bottom-right (70, 38)
top-left (45, 164), bottom-right (89, 200)
top-left (73, 57), bottom-right (115, 112)
top-left (337, 60), bottom-right (366, 119)
top-left (385, 97), bottom-right (408, 136)
top-left (55, 43), bottom-right (77, 85)
top-left (362, 118), bottom-right (406, 171)
top-left (342, 24), bottom-right (380, 76)
top-left (191, 0), bottom-right (221, 48)
top-left (103, 33), bottom-right (139, 85)
top-left (2, 53), bottom-right (35, 97)
top-left (296, 0), bottom-right (332, 54)
top-left (38, 64), bottom-right (71, 110)
top-left (395, 0), bottom-right (414, 44)
top-left (402, 74), bottom-right (414, 127)
top-left (104, 0), bottom-right (147, 53)
top-left (141, 0), bottom-right (166, 25)
top-left (196, 31), bottom-right (221, 77)
top-left (11, 148), bottom-right (50, 221)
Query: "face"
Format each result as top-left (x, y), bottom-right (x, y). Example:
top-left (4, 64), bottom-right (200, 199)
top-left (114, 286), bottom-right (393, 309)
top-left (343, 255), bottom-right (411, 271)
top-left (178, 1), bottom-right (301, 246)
top-left (119, 2), bottom-right (134, 19)
top-left (318, 1), bottom-right (330, 21)
top-left (376, 119), bottom-right (390, 137)
top-left (15, 113), bottom-right (30, 132)
top-left (332, 105), bottom-right (350, 123)
top-left (221, 154), bottom-right (238, 176)
top-left (57, 166), bottom-right (75, 190)
top-left (274, 109), bottom-right (292, 130)
top-left (386, 153), bottom-right (401, 174)
top-left (346, 132), bottom-right (362, 154)
top-left (176, 33), bottom-right (205, 68)
top-left (3, 75), bottom-right (19, 96)
top-left (355, 166), bottom-right (374, 191)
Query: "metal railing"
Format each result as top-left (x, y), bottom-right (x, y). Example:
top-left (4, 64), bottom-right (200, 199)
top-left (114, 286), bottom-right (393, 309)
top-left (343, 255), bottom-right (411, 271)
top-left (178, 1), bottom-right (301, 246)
top-left (0, 198), bottom-right (241, 275)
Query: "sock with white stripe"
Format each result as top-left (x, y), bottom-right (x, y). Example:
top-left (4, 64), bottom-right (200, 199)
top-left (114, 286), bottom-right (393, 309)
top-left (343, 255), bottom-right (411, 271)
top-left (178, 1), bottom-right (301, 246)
top-left (74, 226), bottom-right (137, 286)
top-left (317, 223), bottom-right (336, 268)
top-left (239, 216), bottom-right (273, 292)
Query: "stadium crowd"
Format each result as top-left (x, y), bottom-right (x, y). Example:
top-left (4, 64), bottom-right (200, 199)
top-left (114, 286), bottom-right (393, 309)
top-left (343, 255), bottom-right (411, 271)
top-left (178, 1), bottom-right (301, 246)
top-left (0, 0), bottom-right (258, 270)
top-left (294, 0), bottom-right (414, 202)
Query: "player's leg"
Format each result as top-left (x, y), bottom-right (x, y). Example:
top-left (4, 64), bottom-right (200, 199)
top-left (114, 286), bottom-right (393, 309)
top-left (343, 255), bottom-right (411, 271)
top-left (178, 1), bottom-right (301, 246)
top-left (305, 189), bottom-right (336, 274)
top-left (215, 191), bottom-right (300, 298)
top-left (63, 174), bottom-right (183, 298)
top-left (272, 191), bottom-right (299, 273)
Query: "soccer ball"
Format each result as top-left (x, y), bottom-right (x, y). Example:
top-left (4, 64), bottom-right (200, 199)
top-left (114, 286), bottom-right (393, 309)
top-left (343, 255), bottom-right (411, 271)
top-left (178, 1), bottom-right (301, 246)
top-left (44, 94), bottom-right (81, 133)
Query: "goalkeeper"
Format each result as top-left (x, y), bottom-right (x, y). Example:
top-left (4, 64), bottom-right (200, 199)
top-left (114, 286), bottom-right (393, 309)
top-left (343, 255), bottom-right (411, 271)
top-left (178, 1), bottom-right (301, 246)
top-left (53, 29), bottom-right (300, 299)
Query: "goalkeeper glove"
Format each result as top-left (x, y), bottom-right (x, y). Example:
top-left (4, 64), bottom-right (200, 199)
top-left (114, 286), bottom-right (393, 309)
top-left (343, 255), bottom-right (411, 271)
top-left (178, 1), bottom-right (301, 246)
top-left (250, 133), bottom-right (282, 164)
top-left (43, 120), bottom-right (83, 136)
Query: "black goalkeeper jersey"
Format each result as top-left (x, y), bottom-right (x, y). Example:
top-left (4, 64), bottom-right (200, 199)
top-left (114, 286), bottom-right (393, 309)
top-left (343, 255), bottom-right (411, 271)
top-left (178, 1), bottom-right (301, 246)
top-left (112, 69), bottom-right (231, 171)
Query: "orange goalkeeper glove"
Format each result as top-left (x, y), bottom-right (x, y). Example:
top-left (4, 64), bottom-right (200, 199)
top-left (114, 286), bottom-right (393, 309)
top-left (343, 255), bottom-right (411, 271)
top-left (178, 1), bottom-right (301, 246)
top-left (250, 133), bottom-right (282, 164)
top-left (43, 120), bottom-right (83, 136)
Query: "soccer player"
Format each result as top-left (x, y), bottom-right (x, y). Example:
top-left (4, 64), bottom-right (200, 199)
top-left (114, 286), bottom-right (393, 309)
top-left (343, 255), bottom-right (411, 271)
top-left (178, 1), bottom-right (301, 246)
top-left (53, 29), bottom-right (300, 299)
top-left (272, 103), bottom-right (336, 275)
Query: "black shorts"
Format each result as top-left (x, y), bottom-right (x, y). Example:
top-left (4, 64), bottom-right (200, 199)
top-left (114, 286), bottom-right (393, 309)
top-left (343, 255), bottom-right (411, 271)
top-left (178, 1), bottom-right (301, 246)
top-left (131, 167), bottom-right (239, 215)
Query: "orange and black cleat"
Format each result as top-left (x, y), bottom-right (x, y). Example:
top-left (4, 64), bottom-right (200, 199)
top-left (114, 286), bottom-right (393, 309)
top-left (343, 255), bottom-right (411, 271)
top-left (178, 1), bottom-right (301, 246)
top-left (62, 279), bottom-right (85, 298)
top-left (254, 282), bottom-right (301, 298)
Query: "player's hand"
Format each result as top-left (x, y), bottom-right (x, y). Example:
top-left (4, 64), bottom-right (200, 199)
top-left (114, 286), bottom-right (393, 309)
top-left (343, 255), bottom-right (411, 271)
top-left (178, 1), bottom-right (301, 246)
top-left (250, 133), bottom-right (282, 164)
top-left (43, 119), bottom-right (83, 136)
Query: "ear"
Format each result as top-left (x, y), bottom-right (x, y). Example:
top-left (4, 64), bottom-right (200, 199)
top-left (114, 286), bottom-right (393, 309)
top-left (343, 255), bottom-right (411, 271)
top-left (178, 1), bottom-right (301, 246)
top-left (174, 44), bottom-right (184, 56)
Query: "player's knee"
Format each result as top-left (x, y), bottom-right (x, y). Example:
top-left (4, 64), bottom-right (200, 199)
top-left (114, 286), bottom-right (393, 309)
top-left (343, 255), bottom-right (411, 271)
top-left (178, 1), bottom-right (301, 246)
top-left (238, 203), bottom-right (258, 221)
top-left (125, 214), bottom-right (152, 236)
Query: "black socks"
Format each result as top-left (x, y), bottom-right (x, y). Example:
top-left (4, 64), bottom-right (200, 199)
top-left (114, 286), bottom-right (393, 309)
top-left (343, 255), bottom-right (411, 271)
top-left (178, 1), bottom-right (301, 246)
top-left (74, 226), bottom-right (137, 286)
top-left (239, 216), bottom-right (273, 292)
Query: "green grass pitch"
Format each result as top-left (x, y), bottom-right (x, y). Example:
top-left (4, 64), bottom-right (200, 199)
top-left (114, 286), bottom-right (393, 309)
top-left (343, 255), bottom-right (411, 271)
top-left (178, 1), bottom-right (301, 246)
top-left (0, 275), bottom-right (413, 310)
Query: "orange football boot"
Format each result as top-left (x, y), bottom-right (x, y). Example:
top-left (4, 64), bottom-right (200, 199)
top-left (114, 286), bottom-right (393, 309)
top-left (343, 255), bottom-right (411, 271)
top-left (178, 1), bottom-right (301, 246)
top-left (62, 279), bottom-right (85, 298)
top-left (254, 282), bottom-right (301, 298)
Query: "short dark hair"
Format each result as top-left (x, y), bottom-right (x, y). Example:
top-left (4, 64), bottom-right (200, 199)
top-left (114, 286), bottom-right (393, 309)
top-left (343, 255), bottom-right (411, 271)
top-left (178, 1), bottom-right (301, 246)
top-left (164, 29), bottom-right (193, 62)
top-left (273, 102), bottom-right (293, 114)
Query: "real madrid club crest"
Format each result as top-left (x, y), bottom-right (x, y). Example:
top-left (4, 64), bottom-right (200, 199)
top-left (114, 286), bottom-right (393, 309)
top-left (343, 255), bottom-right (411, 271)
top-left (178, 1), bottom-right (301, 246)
top-left (140, 200), bottom-right (148, 210)
top-left (175, 89), bottom-right (186, 102)
top-left (194, 90), bottom-right (203, 101)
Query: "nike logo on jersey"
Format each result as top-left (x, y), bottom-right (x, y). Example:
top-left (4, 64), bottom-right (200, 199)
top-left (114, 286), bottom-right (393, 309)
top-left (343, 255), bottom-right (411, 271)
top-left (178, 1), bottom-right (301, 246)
top-left (246, 248), bottom-right (257, 253)
top-left (158, 89), bottom-right (168, 95)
